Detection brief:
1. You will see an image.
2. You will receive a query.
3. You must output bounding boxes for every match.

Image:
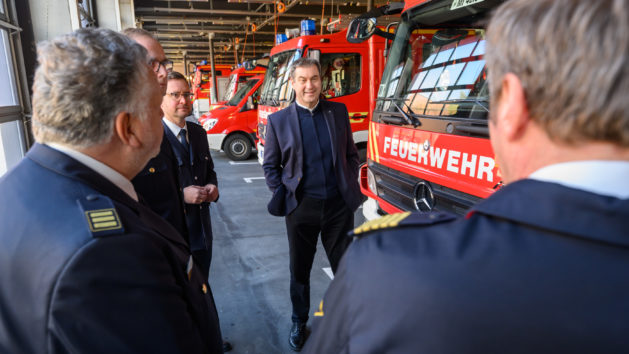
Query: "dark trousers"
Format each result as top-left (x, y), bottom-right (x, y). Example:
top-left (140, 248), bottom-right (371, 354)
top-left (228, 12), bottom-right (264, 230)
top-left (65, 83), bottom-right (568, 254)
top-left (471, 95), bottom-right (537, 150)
top-left (285, 195), bottom-right (354, 323)
top-left (192, 248), bottom-right (212, 280)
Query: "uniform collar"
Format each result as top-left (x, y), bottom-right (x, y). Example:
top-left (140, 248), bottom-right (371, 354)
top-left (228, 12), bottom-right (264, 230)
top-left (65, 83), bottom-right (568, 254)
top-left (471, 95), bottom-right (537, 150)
top-left (470, 179), bottom-right (629, 247)
top-left (46, 143), bottom-right (138, 202)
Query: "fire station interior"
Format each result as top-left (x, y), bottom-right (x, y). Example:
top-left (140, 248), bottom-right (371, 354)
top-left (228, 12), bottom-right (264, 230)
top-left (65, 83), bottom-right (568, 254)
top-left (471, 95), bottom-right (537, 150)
top-left (0, 0), bottom-right (384, 352)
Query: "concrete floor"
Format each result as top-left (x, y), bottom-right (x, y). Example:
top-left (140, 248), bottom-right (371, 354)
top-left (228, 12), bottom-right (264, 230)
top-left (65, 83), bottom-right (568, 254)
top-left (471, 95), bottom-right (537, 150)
top-left (207, 150), bottom-right (366, 354)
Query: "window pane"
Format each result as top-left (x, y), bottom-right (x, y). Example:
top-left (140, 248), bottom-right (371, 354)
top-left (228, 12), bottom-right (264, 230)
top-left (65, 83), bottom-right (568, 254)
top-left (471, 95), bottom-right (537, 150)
top-left (0, 119), bottom-right (26, 177)
top-left (0, 29), bottom-right (18, 106)
top-left (320, 53), bottom-right (361, 99)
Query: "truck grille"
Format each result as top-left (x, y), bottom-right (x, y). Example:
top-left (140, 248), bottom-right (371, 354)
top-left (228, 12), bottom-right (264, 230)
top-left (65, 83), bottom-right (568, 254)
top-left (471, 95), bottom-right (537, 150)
top-left (369, 161), bottom-right (483, 216)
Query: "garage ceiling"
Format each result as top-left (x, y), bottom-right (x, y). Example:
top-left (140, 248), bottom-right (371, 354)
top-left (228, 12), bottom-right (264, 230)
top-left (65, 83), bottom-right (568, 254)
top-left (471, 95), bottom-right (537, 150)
top-left (133, 0), bottom-right (389, 66)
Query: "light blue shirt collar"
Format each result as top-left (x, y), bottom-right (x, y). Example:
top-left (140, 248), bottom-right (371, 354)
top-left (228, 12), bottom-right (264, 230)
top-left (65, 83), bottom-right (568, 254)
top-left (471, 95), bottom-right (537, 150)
top-left (46, 143), bottom-right (139, 201)
top-left (528, 160), bottom-right (629, 199)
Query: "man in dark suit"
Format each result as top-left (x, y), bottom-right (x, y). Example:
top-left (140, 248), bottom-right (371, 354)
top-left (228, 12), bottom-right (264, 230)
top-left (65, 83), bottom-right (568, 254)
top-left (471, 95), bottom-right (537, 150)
top-left (133, 70), bottom-right (219, 278)
top-left (262, 57), bottom-right (362, 351)
top-left (0, 28), bottom-right (222, 353)
top-left (126, 31), bottom-right (231, 352)
top-left (304, 0), bottom-right (629, 353)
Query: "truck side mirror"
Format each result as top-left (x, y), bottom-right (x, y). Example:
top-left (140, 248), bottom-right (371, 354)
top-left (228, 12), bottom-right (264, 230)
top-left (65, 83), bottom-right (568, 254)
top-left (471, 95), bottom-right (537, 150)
top-left (347, 18), bottom-right (378, 43)
top-left (243, 96), bottom-right (257, 111)
top-left (347, 2), bottom-right (403, 43)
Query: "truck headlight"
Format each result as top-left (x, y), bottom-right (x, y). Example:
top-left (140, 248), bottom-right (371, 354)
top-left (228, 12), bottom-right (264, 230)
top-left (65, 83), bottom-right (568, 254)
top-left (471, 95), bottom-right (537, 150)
top-left (203, 118), bottom-right (218, 132)
top-left (367, 168), bottom-right (377, 195)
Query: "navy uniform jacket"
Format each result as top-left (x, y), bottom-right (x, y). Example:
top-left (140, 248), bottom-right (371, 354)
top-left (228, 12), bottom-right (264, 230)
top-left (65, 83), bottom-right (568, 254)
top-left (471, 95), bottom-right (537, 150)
top-left (0, 144), bottom-right (222, 354)
top-left (133, 121), bottom-right (218, 252)
top-left (304, 179), bottom-right (629, 353)
top-left (262, 100), bottom-right (361, 215)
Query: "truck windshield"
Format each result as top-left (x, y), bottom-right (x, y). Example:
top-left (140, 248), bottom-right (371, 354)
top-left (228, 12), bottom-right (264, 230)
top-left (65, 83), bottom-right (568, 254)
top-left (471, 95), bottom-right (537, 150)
top-left (226, 79), bottom-right (259, 106)
top-left (259, 49), bottom-right (301, 106)
top-left (376, 20), bottom-right (488, 123)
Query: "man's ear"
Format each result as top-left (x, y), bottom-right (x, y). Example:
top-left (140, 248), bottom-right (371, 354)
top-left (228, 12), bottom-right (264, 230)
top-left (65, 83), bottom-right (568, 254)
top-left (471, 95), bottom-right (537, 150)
top-left (496, 73), bottom-right (530, 141)
top-left (113, 111), bottom-right (141, 148)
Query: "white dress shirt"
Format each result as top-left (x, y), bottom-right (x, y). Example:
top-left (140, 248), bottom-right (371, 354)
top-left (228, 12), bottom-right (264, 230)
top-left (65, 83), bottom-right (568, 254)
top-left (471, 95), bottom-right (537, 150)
top-left (47, 143), bottom-right (139, 201)
top-left (528, 160), bottom-right (629, 199)
top-left (163, 117), bottom-right (188, 144)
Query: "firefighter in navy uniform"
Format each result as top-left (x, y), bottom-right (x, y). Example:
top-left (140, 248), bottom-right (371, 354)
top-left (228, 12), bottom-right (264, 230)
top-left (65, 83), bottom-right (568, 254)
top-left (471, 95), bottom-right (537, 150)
top-left (304, 0), bottom-right (629, 353)
top-left (0, 29), bottom-right (222, 353)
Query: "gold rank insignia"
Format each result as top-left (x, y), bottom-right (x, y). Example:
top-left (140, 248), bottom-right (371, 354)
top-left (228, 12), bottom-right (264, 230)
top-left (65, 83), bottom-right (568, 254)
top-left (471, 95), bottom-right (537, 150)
top-left (352, 211), bottom-right (411, 235)
top-left (314, 300), bottom-right (324, 317)
top-left (85, 209), bottom-right (122, 232)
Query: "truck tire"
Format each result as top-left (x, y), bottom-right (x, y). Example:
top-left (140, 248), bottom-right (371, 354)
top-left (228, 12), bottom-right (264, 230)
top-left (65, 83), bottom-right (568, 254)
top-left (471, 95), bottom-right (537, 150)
top-left (224, 133), bottom-right (252, 161)
top-left (357, 146), bottom-right (367, 164)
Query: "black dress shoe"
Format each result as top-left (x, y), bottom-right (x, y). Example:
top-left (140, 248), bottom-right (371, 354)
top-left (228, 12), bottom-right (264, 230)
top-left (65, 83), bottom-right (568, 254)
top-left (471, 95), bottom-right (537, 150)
top-left (222, 340), bottom-right (232, 352)
top-left (288, 322), bottom-right (307, 352)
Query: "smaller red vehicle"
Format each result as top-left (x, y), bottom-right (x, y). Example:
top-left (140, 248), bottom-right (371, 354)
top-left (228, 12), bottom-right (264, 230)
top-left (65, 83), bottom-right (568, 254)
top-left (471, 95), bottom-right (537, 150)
top-left (199, 74), bottom-right (264, 160)
top-left (192, 63), bottom-right (233, 119)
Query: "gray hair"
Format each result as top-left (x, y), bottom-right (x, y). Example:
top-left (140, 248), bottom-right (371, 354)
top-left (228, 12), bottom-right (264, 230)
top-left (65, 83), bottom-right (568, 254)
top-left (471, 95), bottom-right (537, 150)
top-left (289, 57), bottom-right (321, 80)
top-left (32, 28), bottom-right (151, 147)
top-left (486, 0), bottom-right (629, 146)
top-left (121, 27), bottom-right (155, 41)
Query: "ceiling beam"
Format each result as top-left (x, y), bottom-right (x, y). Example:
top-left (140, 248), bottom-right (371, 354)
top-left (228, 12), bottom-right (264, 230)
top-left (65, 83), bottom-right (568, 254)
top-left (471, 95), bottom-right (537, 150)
top-left (136, 7), bottom-right (324, 19)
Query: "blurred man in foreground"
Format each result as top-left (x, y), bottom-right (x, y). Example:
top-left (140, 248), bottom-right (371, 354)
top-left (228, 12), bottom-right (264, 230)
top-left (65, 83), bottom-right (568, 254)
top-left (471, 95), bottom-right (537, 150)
top-left (305, 0), bottom-right (629, 352)
top-left (0, 28), bottom-right (222, 353)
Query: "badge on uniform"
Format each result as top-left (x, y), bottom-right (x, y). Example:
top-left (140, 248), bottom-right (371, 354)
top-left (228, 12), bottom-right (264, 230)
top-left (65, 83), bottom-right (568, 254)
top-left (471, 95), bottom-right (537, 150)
top-left (351, 211), bottom-right (457, 237)
top-left (77, 194), bottom-right (125, 237)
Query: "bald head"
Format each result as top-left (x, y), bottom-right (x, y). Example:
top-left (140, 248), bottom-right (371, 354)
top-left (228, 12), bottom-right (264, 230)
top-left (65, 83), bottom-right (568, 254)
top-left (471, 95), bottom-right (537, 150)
top-left (122, 28), bottom-right (169, 93)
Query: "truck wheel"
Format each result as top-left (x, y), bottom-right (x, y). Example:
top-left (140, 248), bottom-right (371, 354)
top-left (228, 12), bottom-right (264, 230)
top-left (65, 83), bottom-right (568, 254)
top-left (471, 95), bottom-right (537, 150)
top-left (357, 146), bottom-right (367, 164)
top-left (224, 133), bottom-right (252, 161)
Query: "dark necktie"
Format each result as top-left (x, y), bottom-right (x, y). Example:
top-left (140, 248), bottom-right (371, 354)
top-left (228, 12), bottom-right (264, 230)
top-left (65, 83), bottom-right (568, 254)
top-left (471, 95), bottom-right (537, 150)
top-left (179, 128), bottom-right (189, 152)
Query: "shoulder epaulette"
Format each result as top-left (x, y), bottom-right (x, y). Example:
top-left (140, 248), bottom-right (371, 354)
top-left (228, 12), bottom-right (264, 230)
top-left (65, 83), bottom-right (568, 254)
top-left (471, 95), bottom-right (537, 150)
top-left (351, 211), bottom-right (457, 237)
top-left (77, 194), bottom-right (125, 238)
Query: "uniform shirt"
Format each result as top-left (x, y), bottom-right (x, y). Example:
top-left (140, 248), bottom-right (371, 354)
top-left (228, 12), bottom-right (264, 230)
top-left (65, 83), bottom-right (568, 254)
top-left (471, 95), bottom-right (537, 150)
top-left (47, 143), bottom-right (138, 201)
top-left (163, 117), bottom-right (188, 145)
top-left (529, 160), bottom-right (629, 198)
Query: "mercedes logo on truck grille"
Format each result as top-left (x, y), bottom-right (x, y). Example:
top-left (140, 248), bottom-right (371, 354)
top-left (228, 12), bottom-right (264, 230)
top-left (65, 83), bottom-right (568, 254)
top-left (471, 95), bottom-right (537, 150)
top-left (413, 181), bottom-right (435, 212)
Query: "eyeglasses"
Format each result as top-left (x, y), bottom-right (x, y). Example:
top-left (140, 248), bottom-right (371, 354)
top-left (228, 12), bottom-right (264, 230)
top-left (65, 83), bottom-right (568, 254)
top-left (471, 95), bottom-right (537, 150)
top-left (151, 59), bottom-right (174, 73)
top-left (166, 92), bottom-right (194, 100)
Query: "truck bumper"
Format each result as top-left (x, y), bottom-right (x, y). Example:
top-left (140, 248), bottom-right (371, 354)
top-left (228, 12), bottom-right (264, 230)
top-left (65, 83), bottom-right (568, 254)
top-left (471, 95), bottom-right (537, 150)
top-left (207, 133), bottom-right (227, 151)
top-left (362, 197), bottom-right (381, 221)
top-left (257, 142), bottom-right (264, 165)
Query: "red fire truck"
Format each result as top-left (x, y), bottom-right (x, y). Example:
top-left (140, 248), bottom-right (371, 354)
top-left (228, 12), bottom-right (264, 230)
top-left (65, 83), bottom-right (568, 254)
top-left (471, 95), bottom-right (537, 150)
top-left (191, 63), bottom-right (233, 118)
top-left (216, 64), bottom-right (266, 106)
top-left (198, 73), bottom-right (265, 161)
top-left (256, 23), bottom-right (393, 164)
top-left (349, 0), bottom-right (503, 219)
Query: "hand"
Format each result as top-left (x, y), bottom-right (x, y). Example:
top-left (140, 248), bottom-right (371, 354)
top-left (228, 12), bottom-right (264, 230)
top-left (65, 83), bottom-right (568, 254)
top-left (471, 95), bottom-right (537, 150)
top-left (183, 185), bottom-right (208, 204)
top-left (204, 184), bottom-right (219, 202)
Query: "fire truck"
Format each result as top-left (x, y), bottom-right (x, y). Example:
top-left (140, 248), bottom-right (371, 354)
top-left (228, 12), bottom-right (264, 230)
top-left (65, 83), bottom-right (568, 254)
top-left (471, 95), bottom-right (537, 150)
top-left (199, 73), bottom-right (265, 161)
top-left (349, 0), bottom-right (504, 219)
top-left (191, 63), bottom-right (233, 119)
top-left (256, 23), bottom-right (392, 164)
top-left (215, 63), bottom-right (267, 106)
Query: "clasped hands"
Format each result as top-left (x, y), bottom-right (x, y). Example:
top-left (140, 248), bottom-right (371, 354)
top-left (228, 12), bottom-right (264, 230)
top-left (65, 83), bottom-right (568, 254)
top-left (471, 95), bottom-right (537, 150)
top-left (183, 184), bottom-right (218, 204)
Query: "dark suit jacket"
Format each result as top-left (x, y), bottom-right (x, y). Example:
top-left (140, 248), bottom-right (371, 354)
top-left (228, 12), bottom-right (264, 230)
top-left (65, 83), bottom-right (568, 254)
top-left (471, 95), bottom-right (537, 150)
top-left (262, 100), bottom-right (361, 215)
top-left (305, 179), bottom-right (629, 353)
top-left (133, 124), bottom-right (188, 242)
top-left (0, 144), bottom-right (222, 353)
top-left (134, 121), bottom-right (218, 252)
